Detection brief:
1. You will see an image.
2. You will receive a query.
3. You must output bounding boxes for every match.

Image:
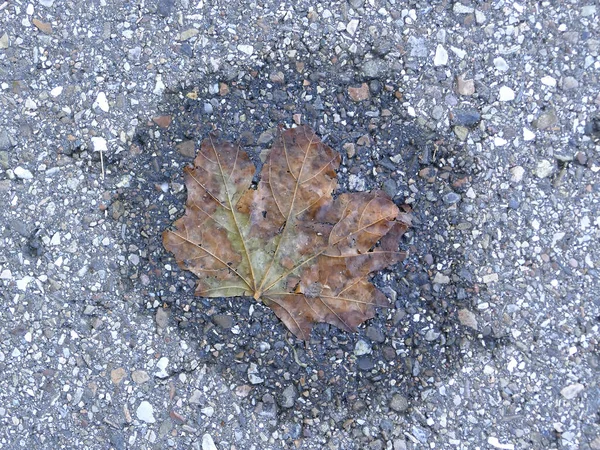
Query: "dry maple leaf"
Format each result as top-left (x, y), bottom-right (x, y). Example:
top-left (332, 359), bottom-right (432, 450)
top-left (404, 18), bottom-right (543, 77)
top-left (163, 126), bottom-right (411, 340)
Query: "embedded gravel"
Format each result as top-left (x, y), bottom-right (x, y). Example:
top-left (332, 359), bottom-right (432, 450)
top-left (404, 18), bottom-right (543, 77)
top-left (1, 1), bottom-right (599, 449)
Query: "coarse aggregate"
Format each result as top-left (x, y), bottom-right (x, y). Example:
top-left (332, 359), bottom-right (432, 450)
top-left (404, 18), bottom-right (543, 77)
top-left (0, 1), bottom-right (599, 449)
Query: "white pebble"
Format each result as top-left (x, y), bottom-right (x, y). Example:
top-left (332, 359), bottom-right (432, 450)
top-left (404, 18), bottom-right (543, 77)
top-left (16, 276), bottom-right (33, 291)
top-left (0, 269), bottom-right (12, 280)
top-left (498, 86), bottom-right (515, 102)
top-left (493, 57), bottom-right (509, 71)
top-left (523, 128), bottom-right (535, 141)
top-left (50, 86), bottom-right (63, 97)
top-left (534, 159), bottom-right (554, 178)
top-left (434, 44), bottom-right (448, 66)
top-left (95, 92), bottom-right (109, 112)
top-left (202, 434), bottom-right (218, 450)
top-left (346, 19), bottom-right (359, 36)
top-left (14, 167), bottom-right (33, 179)
top-left (91, 137), bottom-right (107, 152)
top-left (237, 44), bottom-right (254, 56)
top-left (541, 76), bottom-right (557, 87)
top-left (154, 357), bottom-right (169, 378)
top-left (153, 74), bottom-right (165, 95)
top-left (510, 166), bottom-right (525, 182)
top-left (494, 137), bottom-right (507, 146)
top-left (560, 383), bottom-right (584, 400)
top-left (136, 401), bottom-right (156, 423)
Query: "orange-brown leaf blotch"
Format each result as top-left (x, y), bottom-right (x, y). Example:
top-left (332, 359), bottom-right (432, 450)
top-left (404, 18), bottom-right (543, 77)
top-left (163, 126), bottom-right (410, 340)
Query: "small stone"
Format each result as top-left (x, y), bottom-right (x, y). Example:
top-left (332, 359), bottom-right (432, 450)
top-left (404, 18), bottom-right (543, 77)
top-left (419, 167), bottom-right (437, 183)
top-left (156, 307), bottom-right (170, 329)
top-left (346, 19), bottom-right (359, 36)
top-left (128, 46), bottom-right (142, 61)
top-left (458, 309), bottom-right (478, 330)
top-left (493, 57), bottom-right (509, 72)
top-left (0, 269), bottom-right (12, 280)
top-left (219, 83), bottom-right (230, 96)
top-left (0, 33), bottom-right (8, 49)
top-left (534, 160), bottom-right (554, 178)
top-left (510, 166), bottom-right (525, 182)
top-left (111, 368), bottom-right (127, 384)
top-left (453, 3), bottom-right (474, 13)
top-left (561, 76), bottom-right (579, 90)
top-left (279, 385), bottom-right (297, 409)
top-left (433, 44), bottom-right (448, 66)
top-left (348, 83), bottom-right (370, 101)
top-left (343, 143), bottom-right (356, 158)
top-left (533, 109), bottom-right (558, 130)
top-left (25, 98), bottom-right (37, 110)
top-left (0, 130), bottom-right (11, 150)
top-left (523, 128), bottom-right (535, 141)
top-left (50, 86), bottom-right (63, 97)
top-left (408, 36), bottom-right (428, 57)
top-left (451, 108), bottom-right (480, 127)
top-left (456, 74), bottom-right (475, 96)
top-left (14, 167), bottom-right (33, 180)
top-left (154, 357), bottom-right (169, 378)
top-left (154, 74), bottom-right (165, 95)
top-left (237, 44), bottom-right (254, 56)
top-left (235, 385), bottom-right (252, 398)
top-left (453, 126), bottom-right (469, 141)
top-left (498, 86), bottom-right (515, 102)
top-left (32, 18), bottom-right (52, 34)
top-left (136, 401), bottom-right (156, 423)
top-left (202, 434), bottom-right (218, 450)
top-left (257, 129), bottom-right (276, 145)
top-left (354, 340), bottom-right (372, 356)
top-left (433, 272), bottom-right (450, 284)
top-left (248, 363), bottom-right (264, 384)
top-left (366, 326), bottom-right (385, 343)
top-left (91, 137), bottom-right (107, 152)
top-left (443, 192), bottom-right (461, 204)
top-left (475, 10), bottom-right (486, 24)
top-left (357, 356), bottom-right (374, 371)
top-left (179, 28), bottom-right (199, 41)
top-left (176, 140), bottom-right (196, 158)
top-left (390, 394), bottom-right (409, 412)
top-left (269, 71), bottom-right (285, 83)
top-left (212, 314), bottom-right (233, 329)
top-left (575, 152), bottom-right (588, 165)
top-left (132, 370), bottom-right (150, 384)
top-left (560, 383), bottom-right (584, 399)
top-left (152, 115), bottom-right (172, 128)
top-left (541, 76), bottom-right (557, 87)
top-left (203, 103), bottom-right (213, 114)
top-left (482, 273), bottom-right (499, 283)
top-left (581, 5), bottom-right (596, 17)
top-left (95, 92), bottom-right (109, 112)
top-left (362, 59), bottom-right (386, 78)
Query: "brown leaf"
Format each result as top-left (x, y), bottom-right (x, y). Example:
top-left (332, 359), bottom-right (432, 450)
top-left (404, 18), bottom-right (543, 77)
top-left (163, 126), bottom-right (410, 340)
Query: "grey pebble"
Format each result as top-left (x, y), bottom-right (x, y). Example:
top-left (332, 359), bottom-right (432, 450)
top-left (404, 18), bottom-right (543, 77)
top-left (357, 356), bottom-right (374, 371)
top-left (0, 130), bottom-right (13, 150)
top-left (212, 314), bottom-right (233, 329)
top-left (278, 385), bottom-right (297, 409)
top-left (451, 108), bottom-right (481, 127)
top-left (443, 192), bottom-right (461, 204)
top-left (155, 307), bottom-right (170, 329)
top-left (389, 394), bottom-right (409, 412)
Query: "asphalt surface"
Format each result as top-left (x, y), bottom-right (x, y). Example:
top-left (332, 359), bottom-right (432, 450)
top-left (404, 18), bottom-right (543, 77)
top-left (0, 1), bottom-right (599, 449)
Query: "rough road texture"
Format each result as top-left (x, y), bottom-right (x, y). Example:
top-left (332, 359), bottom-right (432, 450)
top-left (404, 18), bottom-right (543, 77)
top-left (0, 1), bottom-right (599, 449)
